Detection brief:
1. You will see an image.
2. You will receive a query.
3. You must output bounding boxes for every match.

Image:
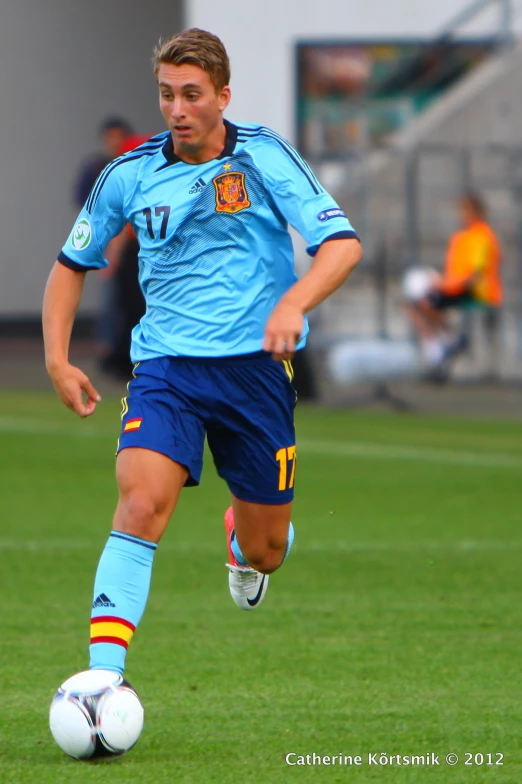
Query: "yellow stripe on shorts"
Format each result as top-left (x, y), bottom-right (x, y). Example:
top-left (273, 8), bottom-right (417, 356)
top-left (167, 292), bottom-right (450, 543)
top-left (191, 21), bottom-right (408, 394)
top-left (283, 360), bottom-right (294, 382)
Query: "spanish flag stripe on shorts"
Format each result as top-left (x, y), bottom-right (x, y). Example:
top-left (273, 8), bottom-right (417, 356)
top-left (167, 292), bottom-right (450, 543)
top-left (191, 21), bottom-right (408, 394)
top-left (124, 417), bottom-right (142, 432)
top-left (90, 616), bottom-right (135, 649)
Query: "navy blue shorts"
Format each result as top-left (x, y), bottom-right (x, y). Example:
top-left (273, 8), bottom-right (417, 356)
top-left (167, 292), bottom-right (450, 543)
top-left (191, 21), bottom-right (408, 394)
top-left (427, 289), bottom-right (474, 310)
top-left (117, 352), bottom-right (297, 505)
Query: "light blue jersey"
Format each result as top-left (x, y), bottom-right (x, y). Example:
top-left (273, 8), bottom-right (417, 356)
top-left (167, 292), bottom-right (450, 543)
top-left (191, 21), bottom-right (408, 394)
top-left (60, 121), bottom-right (357, 360)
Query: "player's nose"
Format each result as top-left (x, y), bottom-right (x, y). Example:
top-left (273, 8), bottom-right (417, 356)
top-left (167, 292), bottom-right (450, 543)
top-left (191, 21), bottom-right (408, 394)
top-left (170, 99), bottom-right (186, 120)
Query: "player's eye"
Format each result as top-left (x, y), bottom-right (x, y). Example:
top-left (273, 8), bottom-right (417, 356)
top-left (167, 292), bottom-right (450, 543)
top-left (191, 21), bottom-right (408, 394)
top-left (186, 93), bottom-right (200, 101)
top-left (161, 92), bottom-right (173, 100)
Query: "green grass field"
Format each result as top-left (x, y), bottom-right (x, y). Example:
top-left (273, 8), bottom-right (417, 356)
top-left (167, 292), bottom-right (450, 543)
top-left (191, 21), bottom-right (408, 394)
top-left (1, 390), bottom-right (522, 783)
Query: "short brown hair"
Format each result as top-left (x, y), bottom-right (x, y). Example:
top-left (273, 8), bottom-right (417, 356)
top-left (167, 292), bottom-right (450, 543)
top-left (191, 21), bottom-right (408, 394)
top-left (152, 28), bottom-right (230, 91)
top-left (462, 191), bottom-right (487, 219)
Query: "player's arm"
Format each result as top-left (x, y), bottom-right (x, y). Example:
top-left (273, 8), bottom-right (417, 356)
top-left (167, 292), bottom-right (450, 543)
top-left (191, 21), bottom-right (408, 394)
top-left (264, 238), bottom-right (361, 359)
top-left (43, 263), bottom-right (101, 417)
top-left (43, 161), bottom-right (127, 415)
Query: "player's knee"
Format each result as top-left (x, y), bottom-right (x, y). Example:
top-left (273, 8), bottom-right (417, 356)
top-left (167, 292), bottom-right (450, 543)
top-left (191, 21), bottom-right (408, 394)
top-left (244, 545), bottom-right (286, 575)
top-left (114, 493), bottom-right (162, 541)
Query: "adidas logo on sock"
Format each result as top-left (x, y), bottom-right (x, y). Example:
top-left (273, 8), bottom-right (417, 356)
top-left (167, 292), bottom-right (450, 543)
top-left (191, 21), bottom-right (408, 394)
top-left (92, 593), bottom-right (116, 608)
top-left (189, 177), bottom-right (206, 194)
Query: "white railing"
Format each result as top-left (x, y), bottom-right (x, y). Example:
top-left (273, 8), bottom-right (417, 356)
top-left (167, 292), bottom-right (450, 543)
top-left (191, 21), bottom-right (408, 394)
top-left (438, 0), bottom-right (513, 42)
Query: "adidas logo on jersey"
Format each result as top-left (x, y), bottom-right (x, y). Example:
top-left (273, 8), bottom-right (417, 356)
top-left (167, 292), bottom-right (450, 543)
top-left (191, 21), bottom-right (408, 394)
top-left (189, 177), bottom-right (206, 194)
top-left (92, 593), bottom-right (116, 608)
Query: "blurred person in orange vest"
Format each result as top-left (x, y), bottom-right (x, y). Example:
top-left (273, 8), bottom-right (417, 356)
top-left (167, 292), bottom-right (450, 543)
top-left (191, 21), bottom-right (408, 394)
top-left (404, 192), bottom-right (502, 368)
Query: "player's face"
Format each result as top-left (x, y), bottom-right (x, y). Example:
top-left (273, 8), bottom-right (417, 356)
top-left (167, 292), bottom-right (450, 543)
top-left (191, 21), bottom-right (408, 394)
top-left (158, 63), bottom-right (231, 162)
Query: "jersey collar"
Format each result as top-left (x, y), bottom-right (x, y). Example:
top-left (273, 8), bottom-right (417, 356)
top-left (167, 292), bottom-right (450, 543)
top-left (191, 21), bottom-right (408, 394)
top-left (160, 120), bottom-right (238, 167)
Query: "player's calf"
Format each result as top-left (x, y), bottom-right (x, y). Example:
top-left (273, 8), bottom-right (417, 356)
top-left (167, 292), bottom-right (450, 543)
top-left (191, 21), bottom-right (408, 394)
top-left (224, 506), bottom-right (295, 610)
top-left (241, 544), bottom-right (289, 575)
top-left (89, 450), bottom-right (187, 675)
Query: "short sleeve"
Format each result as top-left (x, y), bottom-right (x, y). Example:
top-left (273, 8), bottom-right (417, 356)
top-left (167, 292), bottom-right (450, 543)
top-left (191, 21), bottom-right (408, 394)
top-left (59, 162), bottom-right (127, 271)
top-left (259, 135), bottom-right (358, 256)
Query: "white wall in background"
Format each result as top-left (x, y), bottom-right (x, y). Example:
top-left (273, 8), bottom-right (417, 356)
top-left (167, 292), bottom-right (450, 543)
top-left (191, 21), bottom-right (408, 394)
top-left (187, 0), bottom-right (510, 139)
top-left (0, 0), bottom-right (182, 315)
top-left (3, 0), bottom-right (514, 314)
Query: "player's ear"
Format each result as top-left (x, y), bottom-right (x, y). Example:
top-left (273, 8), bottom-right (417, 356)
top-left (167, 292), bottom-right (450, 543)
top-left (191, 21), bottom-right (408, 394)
top-left (218, 85), bottom-right (231, 112)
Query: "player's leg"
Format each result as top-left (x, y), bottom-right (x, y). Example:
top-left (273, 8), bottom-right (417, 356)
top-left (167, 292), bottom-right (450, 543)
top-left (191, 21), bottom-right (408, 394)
top-left (207, 352), bottom-right (297, 610)
top-left (406, 295), bottom-right (453, 367)
top-left (112, 447), bottom-right (187, 541)
top-left (420, 293), bottom-right (472, 365)
top-left (224, 497), bottom-right (295, 610)
top-left (418, 296), bottom-right (450, 334)
top-left (404, 300), bottom-right (438, 340)
top-left (90, 357), bottom-right (207, 674)
top-left (90, 449), bottom-right (188, 675)
top-left (227, 497), bottom-right (293, 575)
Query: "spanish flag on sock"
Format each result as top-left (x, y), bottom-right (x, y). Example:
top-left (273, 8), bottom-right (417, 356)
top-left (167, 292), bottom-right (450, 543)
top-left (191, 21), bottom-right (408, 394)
top-left (90, 616), bottom-right (136, 649)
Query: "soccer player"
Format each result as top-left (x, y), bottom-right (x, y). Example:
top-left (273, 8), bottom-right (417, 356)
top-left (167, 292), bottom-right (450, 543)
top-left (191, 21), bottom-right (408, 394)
top-left (42, 28), bottom-right (362, 676)
top-left (404, 192), bottom-right (502, 368)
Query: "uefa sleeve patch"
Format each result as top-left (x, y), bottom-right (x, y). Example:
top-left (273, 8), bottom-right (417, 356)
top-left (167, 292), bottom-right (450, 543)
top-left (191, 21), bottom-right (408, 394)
top-left (317, 208), bottom-right (346, 222)
top-left (71, 218), bottom-right (92, 250)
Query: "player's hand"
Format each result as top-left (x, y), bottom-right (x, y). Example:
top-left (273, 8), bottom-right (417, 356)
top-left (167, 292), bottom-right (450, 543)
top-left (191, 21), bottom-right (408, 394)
top-left (48, 362), bottom-right (102, 418)
top-left (263, 301), bottom-right (304, 361)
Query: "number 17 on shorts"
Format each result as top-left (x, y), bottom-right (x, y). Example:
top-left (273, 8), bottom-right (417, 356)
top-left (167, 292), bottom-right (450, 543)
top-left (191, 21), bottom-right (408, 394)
top-left (276, 445), bottom-right (296, 492)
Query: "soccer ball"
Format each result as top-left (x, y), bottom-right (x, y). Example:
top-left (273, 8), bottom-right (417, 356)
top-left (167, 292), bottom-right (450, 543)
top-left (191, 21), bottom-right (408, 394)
top-left (402, 266), bottom-right (439, 301)
top-left (49, 669), bottom-right (144, 760)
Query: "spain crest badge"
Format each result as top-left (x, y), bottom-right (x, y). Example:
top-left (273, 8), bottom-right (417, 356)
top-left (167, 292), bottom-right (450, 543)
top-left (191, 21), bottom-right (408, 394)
top-left (213, 171), bottom-right (251, 214)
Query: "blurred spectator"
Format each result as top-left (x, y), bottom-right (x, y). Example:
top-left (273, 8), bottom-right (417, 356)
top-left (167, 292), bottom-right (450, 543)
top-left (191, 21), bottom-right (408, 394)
top-left (73, 117), bottom-right (134, 363)
top-left (98, 133), bottom-right (150, 380)
top-left (99, 225), bottom-right (144, 380)
top-left (118, 134), bottom-right (151, 155)
top-left (73, 120), bottom-right (149, 380)
top-left (403, 192), bottom-right (503, 370)
top-left (73, 117), bottom-right (134, 207)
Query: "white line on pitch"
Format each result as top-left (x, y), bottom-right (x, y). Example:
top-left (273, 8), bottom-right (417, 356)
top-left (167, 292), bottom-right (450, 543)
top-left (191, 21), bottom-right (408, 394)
top-left (0, 417), bottom-right (521, 469)
top-left (0, 417), bottom-right (104, 438)
top-left (297, 438), bottom-right (522, 469)
top-left (0, 539), bottom-right (521, 553)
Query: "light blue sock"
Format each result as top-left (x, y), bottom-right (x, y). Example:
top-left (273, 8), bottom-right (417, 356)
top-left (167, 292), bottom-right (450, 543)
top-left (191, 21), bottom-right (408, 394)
top-left (230, 529), bottom-right (249, 566)
top-left (90, 531), bottom-right (157, 675)
top-left (283, 522), bottom-right (295, 563)
top-left (231, 522), bottom-right (295, 567)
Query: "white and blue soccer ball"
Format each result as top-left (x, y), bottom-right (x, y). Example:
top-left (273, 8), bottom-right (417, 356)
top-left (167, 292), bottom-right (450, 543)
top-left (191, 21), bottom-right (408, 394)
top-left (49, 669), bottom-right (144, 760)
top-left (402, 266), bottom-right (439, 301)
